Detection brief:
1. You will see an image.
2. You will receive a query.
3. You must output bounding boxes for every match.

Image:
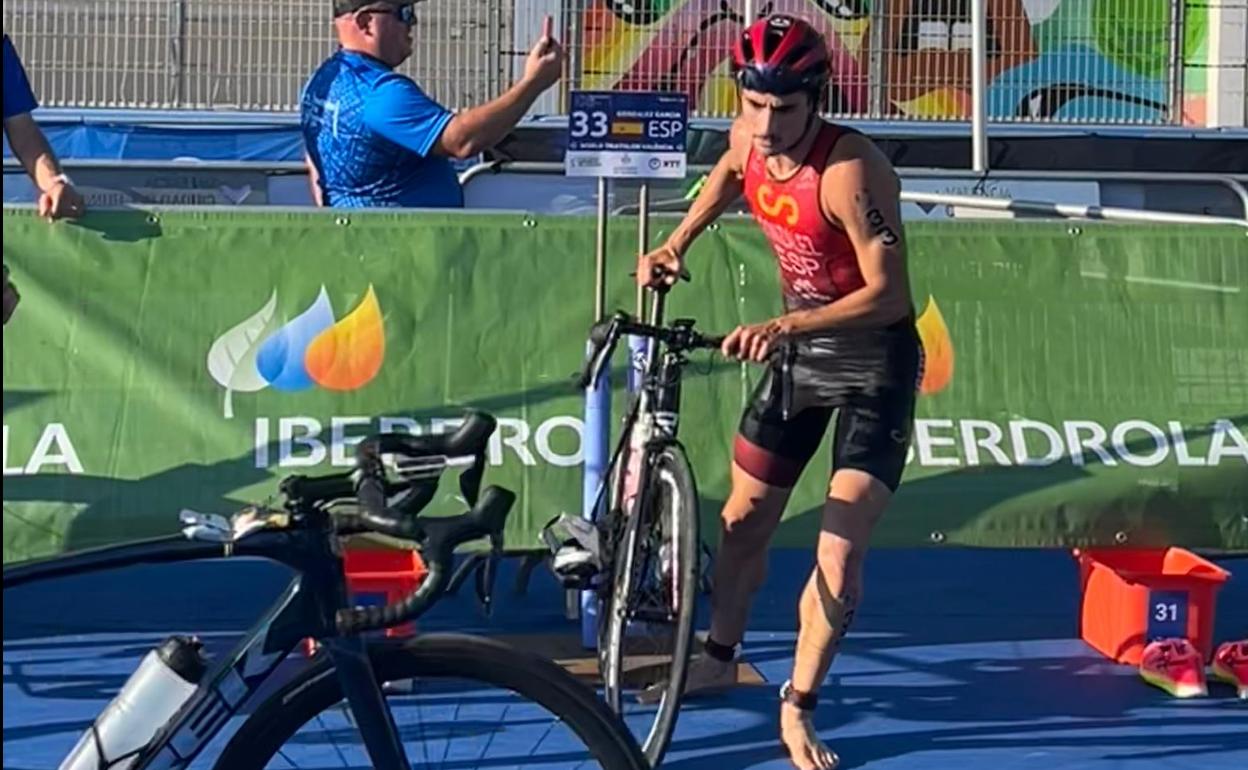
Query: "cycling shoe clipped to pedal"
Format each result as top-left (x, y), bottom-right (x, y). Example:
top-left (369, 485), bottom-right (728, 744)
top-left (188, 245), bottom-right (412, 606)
top-left (541, 513), bottom-right (602, 589)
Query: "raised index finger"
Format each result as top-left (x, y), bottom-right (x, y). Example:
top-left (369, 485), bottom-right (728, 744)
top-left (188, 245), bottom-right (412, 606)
top-left (542, 15), bottom-right (553, 40)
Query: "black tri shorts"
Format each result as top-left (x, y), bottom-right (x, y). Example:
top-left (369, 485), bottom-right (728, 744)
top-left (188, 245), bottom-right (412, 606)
top-left (733, 317), bottom-right (922, 492)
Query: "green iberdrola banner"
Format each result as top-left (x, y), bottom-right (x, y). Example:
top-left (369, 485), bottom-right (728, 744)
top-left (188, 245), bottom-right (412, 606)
top-left (3, 209), bottom-right (1246, 563)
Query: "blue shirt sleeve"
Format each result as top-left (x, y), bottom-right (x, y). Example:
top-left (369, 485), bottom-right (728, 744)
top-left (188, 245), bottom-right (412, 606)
top-left (3, 35), bottom-right (39, 120)
top-left (362, 75), bottom-right (453, 158)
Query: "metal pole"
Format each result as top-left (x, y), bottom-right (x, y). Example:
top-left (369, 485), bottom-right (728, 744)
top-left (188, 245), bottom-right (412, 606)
top-left (630, 183), bottom-right (651, 393)
top-left (970, 0), bottom-right (988, 172)
top-left (488, 0), bottom-right (502, 102)
top-left (868, 0), bottom-right (888, 117)
top-left (744, 0), bottom-right (756, 22)
top-left (636, 183), bottom-right (650, 318)
top-left (899, 190), bottom-right (1248, 228)
top-left (170, 0), bottom-right (187, 107)
top-left (1167, 0), bottom-right (1187, 124)
top-left (594, 176), bottom-right (609, 320)
top-left (451, 159), bottom-right (1248, 221)
top-left (565, 3), bottom-right (581, 106)
top-left (581, 174), bottom-right (611, 646)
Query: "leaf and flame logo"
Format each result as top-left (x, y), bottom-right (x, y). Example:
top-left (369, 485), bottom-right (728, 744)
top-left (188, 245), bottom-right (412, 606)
top-left (916, 295), bottom-right (954, 395)
top-left (207, 286), bottom-right (385, 418)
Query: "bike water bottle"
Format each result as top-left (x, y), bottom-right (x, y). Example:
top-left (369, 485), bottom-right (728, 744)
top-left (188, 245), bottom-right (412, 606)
top-left (59, 636), bottom-right (207, 770)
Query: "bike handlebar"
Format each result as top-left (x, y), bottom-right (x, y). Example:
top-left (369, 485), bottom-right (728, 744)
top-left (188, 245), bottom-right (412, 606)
top-left (357, 412), bottom-right (494, 467)
top-left (280, 410), bottom-right (514, 636)
top-left (280, 471), bottom-right (357, 504)
top-left (577, 311), bottom-right (724, 390)
top-left (334, 483), bottom-right (514, 635)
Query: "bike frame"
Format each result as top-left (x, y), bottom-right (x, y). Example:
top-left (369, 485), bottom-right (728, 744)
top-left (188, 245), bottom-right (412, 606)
top-left (592, 290), bottom-right (705, 624)
top-left (598, 291), bottom-right (686, 523)
top-left (3, 511), bottom-right (417, 770)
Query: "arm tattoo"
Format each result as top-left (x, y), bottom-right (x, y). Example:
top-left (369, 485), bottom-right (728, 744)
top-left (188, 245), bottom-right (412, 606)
top-left (854, 191), bottom-right (900, 247)
top-left (866, 207), bottom-right (900, 246)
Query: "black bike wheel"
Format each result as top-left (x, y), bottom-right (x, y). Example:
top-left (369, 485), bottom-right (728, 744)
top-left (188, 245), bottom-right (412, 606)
top-left (599, 463), bottom-right (644, 713)
top-left (214, 633), bottom-right (647, 770)
top-left (599, 444), bottom-right (700, 767)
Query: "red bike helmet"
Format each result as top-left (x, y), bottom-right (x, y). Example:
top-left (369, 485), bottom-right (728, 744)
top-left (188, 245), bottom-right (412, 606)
top-left (731, 15), bottom-right (830, 98)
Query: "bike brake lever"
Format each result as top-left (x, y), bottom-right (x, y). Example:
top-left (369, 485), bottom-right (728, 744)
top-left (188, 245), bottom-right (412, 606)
top-left (577, 330), bottom-right (618, 390)
top-left (475, 540), bottom-right (501, 617)
top-left (458, 451), bottom-right (486, 507)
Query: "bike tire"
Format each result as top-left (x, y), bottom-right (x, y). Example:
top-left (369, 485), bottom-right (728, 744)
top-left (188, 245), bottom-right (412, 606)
top-left (214, 633), bottom-right (648, 770)
top-left (600, 443), bottom-right (700, 767)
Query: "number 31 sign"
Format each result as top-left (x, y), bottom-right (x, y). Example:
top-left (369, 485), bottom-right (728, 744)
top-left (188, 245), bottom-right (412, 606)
top-left (1147, 589), bottom-right (1188, 640)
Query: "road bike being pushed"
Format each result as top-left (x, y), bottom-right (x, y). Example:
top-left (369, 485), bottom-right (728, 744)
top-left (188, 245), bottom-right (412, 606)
top-left (545, 282), bottom-right (724, 767)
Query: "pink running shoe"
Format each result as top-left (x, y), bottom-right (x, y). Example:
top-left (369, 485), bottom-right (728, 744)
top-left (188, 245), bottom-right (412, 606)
top-left (1139, 638), bottom-right (1207, 698)
top-left (1211, 640), bottom-right (1248, 699)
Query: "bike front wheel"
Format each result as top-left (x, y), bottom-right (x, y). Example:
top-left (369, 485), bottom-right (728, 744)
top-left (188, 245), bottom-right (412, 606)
top-left (215, 633), bottom-right (647, 770)
top-left (599, 443), bottom-right (700, 767)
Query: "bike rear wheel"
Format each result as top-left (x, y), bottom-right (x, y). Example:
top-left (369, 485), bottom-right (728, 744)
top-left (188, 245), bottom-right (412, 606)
top-left (599, 443), bottom-right (700, 767)
top-left (215, 633), bottom-right (647, 770)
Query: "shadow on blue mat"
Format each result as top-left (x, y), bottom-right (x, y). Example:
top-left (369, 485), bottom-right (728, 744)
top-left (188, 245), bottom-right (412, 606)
top-left (5, 548), bottom-right (1246, 770)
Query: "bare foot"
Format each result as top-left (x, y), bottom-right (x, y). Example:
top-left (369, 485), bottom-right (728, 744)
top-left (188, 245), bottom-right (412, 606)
top-left (636, 653), bottom-right (736, 704)
top-left (780, 702), bottom-right (838, 770)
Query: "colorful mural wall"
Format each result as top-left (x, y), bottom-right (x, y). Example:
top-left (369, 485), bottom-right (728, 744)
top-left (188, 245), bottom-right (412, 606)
top-left (580, 0), bottom-right (1209, 124)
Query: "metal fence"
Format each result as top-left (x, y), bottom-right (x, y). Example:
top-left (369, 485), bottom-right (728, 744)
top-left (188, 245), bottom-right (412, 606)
top-left (1210, 0), bottom-right (1248, 126)
top-left (2, 0), bottom-right (511, 111)
top-left (3, 0), bottom-right (1197, 123)
top-left (567, 0), bottom-right (1192, 123)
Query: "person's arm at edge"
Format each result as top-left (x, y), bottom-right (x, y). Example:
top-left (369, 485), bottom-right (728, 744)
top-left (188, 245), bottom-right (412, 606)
top-left (433, 77), bottom-right (550, 160)
top-left (432, 28), bottom-right (562, 159)
top-left (664, 118), bottom-right (751, 260)
top-left (5, 114), bottom-right (71, 198)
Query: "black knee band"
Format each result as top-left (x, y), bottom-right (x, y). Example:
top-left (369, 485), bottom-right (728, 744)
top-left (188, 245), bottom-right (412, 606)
top-left (704, 637), bottom-right (738, 663)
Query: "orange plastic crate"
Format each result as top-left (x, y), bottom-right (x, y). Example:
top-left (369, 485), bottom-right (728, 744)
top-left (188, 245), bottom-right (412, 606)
top-left (344, 546), bottom-right (429, 638)
top-left (1073, 547), bottom-right (1230, 665)
top-left (304, 546), bottom-right (428, 656)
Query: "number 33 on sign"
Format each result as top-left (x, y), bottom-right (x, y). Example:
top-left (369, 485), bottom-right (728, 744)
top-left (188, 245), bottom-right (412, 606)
top-left (570, 110), bottom-right (609, 139)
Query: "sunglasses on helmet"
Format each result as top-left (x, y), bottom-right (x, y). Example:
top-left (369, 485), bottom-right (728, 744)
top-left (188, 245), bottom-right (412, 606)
top-left (356, 3), bottom-right (416, 26)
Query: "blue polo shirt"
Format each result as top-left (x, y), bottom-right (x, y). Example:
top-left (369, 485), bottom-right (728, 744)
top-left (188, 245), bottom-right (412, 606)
top-left (300, 50), bottom-right (463, 209)
top-left (3, 35), bottom-right (38, 120)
